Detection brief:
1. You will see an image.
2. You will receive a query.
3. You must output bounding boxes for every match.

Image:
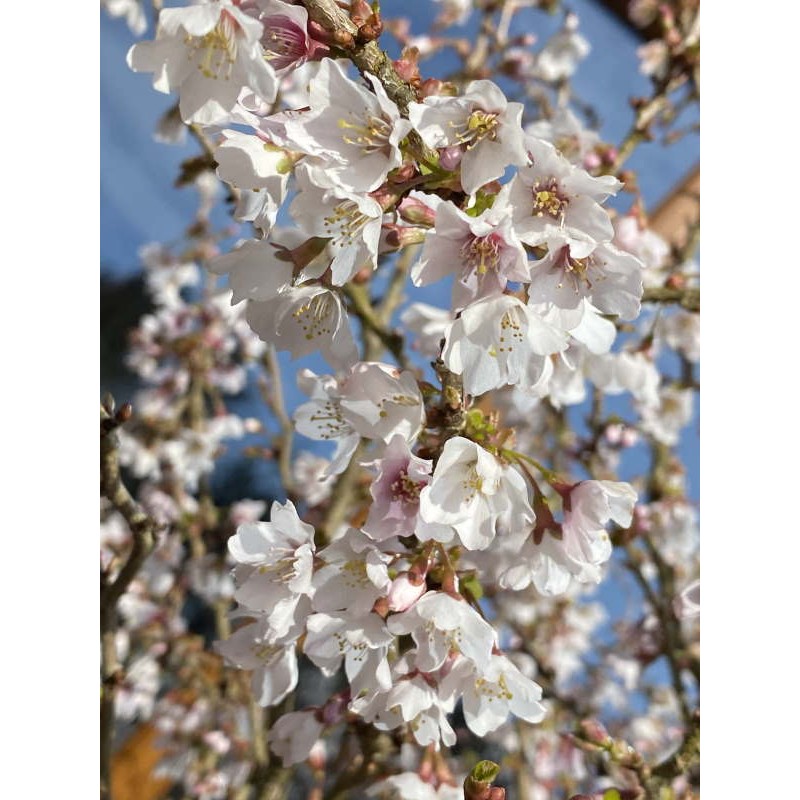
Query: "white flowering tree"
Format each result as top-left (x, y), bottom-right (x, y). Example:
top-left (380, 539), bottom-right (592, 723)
top-left (100, 1), bottom-right (699, 799)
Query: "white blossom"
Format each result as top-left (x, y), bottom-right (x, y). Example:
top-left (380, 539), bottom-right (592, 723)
top-left (127, 1), bottom-right (279, 125)
top-left (246, 284), bottom-right (358, 370)
top-left (439, 654), bottom-right (546, 735)
top-left (418, 436), bottom-right (535, 551)
top-left (286, 58), bottom-right (412, 192)
top-left (442, 294), bottom-right (567, 396)
top-left (409, 80), bottom-right (528, 195)
top-left (506, 137), bottom-right (620, 250)
top-left (304, 612), bottom-right (394, 695)
top-left (412, 198), bottom-right (529, 311)
top-left (387, 591), bottom-right (496, 672)
top-left (270, 711), bottom-right (324, 765)
top-left (363, 434), bottom-right (433, 541)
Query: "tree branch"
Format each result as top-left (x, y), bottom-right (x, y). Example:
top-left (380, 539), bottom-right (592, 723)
top-left (100, 402), bottom-right (160, 800)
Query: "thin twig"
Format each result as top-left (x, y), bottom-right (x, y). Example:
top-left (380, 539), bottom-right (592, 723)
top-left (100, 403), bottom-right (160, 800)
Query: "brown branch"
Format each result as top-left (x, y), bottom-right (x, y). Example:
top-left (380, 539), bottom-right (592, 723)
top-left (260, 347), bottom-right (297, 499)
top-left (641, 286), bottom-right (699, 312)
top-left (300, 0), bottom-right (437, 164)
top-left (100, 402), bottom-right (160, 800)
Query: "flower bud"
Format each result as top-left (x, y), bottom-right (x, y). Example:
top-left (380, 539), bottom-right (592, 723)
top-left (394, 47), bottom-right (421, 84)
top-left (579, 718), bottom-right (611, 746)
top-left (203, 730), bottom-right (231, 755)
top-left (583, 151), bottom-right (602, 171)
top-left (308, 740), bottom-right (326, 771)
top-left (439, 145), bottom-right (463, 171)
top-left (605, 423), bottom-right (624, 445)
top-left (398, 196), bottom-right (437, 226)
top-left (388, 572), bottom-right (427, 612)
top-left (383, 225), bottom-right (428, 250)
top-left (390, 163), bottom-right (418, 184)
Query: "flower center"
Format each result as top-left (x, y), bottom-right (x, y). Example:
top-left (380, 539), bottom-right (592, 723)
top-left (531, 178), bottom-right (569, 220)
top-left (338, 114), bottom-right (393, 155)
top-left (257, 555), bottom-right (298, 585)
top-left (488, 307), bottom-right (525, 357)
top-left (292, 294), bottom-right (334, 341)
top-left (390, 469), bottom-right (423, 503)
top-left (475, 674), bottom-right (513, 701)
top-left (322, 201), bottom-right (370, 248)
top-left (308, 400), bottom-right (352, 440)
top-left (186, 13), bottom-right (239, 80)
top-left (553, 246), bottom-right (604, 293)
top-left (449, 109), bottom-right (501, 149)
top-left (261, 16), bottom-right (306, 70)
top-left (461, 233), bottom-right (502, 276)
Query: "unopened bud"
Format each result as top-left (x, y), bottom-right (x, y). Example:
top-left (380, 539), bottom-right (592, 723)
top-left (390, 163), bottom-right (418, 184)
top-left (398, 196), bottom-right (437, 226)
top-left (357, 18), bottom-right (383, 43)
top-left (352, 265), bottom-right (373, 284)
top-left (439, 145), bottom-right (463, 171)
top-left (421, 78), bottom-right (457, 98)
top-left (388, 572), bottom-right (427, 612)
top-left (116, 402), bottom-right (133, 424)
top-left (394, 47), bottom-right (421, 84)
top-left (488, 789), bottom-right (505, 800)
top-left (601, 146), bottom-right (618, 166)
top-left (383, 225), bottom-right (427, 250)
top-left (618, 170), bottom-right (637, 191)
top-left (605, 423), bottom-right (624, 445)
top-left (308, 740), bottom-right (327, 771)
top-left (583, 151), bottom-right (602, 171)
top-left (332, 29), bottom-right (355, 48)
top-left (579, 718), bottom-right (612, 746)
top-left (666, 272), bottom-right (687, 290)
top-left (102, 392), bottom-right (116, 415)
top-left (464, 761), bottom-right (502, 800)
top-left (349, 0), bottom-right (372, 23)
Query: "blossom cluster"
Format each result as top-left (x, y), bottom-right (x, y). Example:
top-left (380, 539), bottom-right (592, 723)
top-left (102, 0), bottom-right (700, 797)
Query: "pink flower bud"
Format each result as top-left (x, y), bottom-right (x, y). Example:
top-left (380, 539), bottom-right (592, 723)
top-left (203, 730), bottom-right (231, 755)
top-left (321, 694), bottom-right (348, 725)
top-left (582, 151), bottom-right (602, 171)
top-left (308, 740), bottom-right (326, 771)
top-left (621, 428), bottom-right (639, 448)
top-left (602, 146), bottom-right (619, 165)
top-left (605, 423), bottom-right (624, 445)
top-left (388, 573), bottom-right (427, 612)
top-left (439, 145), bottom-right (463, 171)
top-left (579, 718), bottom-right (611, 746)
top-left (398, 196), bottom-right (437, 227)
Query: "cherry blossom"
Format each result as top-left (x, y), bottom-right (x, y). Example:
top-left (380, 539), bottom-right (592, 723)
top-left (127, 1), bottom-right (279, 125)
top-left (409, 79), bottom-right (528, 195)
top-left (412, 198), bottom-right (530, 311)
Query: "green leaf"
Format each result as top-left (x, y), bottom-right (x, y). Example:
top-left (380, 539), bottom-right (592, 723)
top-left (462, 574), bottom-right (484, 601)
top-left (470, 760), bottom-right (500, 783)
